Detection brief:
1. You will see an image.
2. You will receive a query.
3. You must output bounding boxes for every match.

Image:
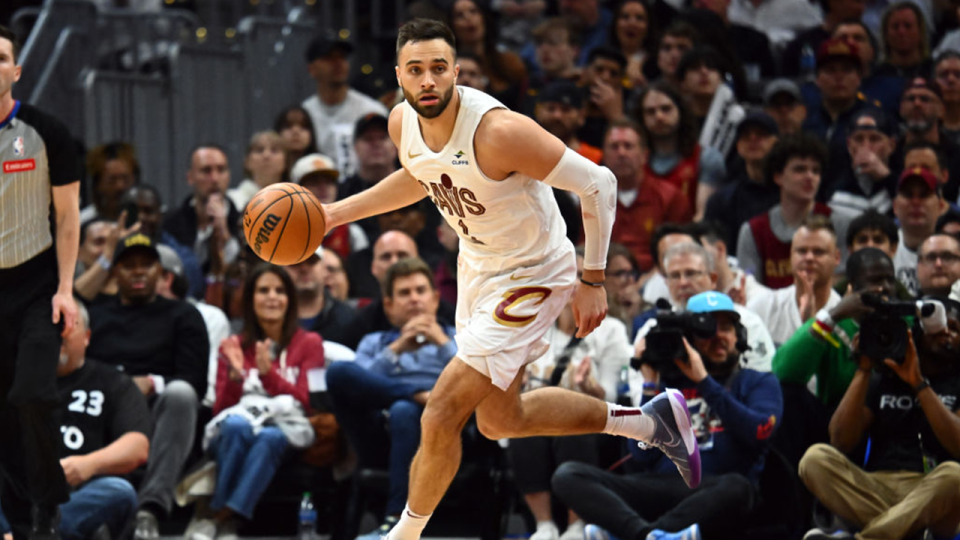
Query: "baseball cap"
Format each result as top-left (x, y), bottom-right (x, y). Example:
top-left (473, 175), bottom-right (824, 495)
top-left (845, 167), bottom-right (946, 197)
top-left (686, 291), bottom-right (740, 320)
top-left (816, 38), bottom-right (860, 70)
top-left (291, 153), bottom-right (339, 184)
top-left (354, 113), bottom-right (389, 142)
top-left (305, 34), bottom-right (353, 63)
top-left (113, 232), bottom-right (160, 266)
top-left (898, 166), bottom-right (940, 196)
top-left (847, 109), bottom-right (896, 137)
top-left (157, 244), bottom-right (184, 276)
top-left (537, 80), bottom-right (583, 108)
top-left (903, 76), bottom-right (942, 100)
top-left (736, 110), bottom-right (778, 139)
top-left (762, 78), bottom-right (801, 106)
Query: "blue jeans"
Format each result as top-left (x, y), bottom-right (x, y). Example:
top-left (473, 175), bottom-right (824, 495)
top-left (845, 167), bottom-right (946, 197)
top-left (210, 415), bottom-right (289, 520)
top-left (0, 477), bottom-right (136, 540)
top-left (325, 362), bottom-right (425, 516)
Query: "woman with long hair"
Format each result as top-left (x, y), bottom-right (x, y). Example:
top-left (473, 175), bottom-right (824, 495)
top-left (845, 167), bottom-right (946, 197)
top-left (609, 0), bottom-right (654, 89)
top-left (188, 264), bottom-right (323, 540)
top-left (226, 131), bottom-right (287, 211)
top-left (274, 105), bottom-right (320, 168)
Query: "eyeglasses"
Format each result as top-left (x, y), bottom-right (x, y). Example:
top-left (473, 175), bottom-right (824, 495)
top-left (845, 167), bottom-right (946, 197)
top-left (666, 270), bottom-right (706, 282)
top-left (919, 251), bottom-right (960, 265)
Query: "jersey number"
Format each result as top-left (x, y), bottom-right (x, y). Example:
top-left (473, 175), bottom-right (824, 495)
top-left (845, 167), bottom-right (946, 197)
top-left (61, 425), bottom-right (84, 450)
top-left (456, 219), bottom-right (485, 245)
top-left (68, 390), bottom-right (104, 417)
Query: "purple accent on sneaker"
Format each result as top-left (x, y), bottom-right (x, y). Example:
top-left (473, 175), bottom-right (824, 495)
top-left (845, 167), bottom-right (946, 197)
top-left (638, 388), bottom-right (702, 489)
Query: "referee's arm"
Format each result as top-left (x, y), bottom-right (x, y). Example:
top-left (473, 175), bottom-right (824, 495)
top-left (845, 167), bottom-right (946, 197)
top-left (52, 181), bottom-right (80, 332)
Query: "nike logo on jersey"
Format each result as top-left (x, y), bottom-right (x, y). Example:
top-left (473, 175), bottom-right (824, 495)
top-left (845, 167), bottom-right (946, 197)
top-left (408, 150), bottom-right (423, 159)
top-left (509, 273), bottom-right (534, 281)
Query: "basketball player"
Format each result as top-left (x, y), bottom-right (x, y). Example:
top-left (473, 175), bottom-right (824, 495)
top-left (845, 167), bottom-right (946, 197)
top-left (323, 19), bottom-right (701, 540)
top-left (0, 25), bottom-right (79, 539)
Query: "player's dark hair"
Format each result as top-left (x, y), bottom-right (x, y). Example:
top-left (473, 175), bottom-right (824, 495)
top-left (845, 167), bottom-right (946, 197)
top-left (397, 18), bottom-right (457, 57)
top-left (0, 25), bottom-right (21, 64)
top-left (763, 133), bottom-right (827, 183)
top-left (383, 257), bottom-right (436, 298)
top-left (241, 264), bottom-right (300, 351)
top-left (846, 209), bottom-right (898, 248)
top-left (847, 247), bottom-right (894, 291)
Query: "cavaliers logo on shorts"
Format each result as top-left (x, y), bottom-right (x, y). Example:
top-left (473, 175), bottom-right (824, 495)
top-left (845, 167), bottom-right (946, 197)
top-left (492, 287), bottom-right (552, 328)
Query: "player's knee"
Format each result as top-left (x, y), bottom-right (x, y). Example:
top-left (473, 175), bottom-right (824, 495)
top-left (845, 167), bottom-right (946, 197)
top-left (475, 414), bottom-right (522, 440)
top-left (420, 399), bottom-right (471, 439)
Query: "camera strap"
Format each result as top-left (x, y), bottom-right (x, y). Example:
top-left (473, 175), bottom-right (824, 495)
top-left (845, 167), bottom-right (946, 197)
top-left (549, 333), bottom-right (584, 386)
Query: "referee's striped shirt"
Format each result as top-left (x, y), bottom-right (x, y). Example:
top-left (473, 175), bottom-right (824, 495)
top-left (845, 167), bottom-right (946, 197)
top-left (0, 101), bottom-right (80, 269)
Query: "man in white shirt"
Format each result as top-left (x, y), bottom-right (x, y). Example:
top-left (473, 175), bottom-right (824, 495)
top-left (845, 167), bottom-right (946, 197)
top-left (695, 221), bottom-right (772, 307)
top-left (302, 34), bottom-right (389, 178)
top-left (727, 0), bottom-right (823, 47)
top-left (748, 216), bottom-right (841, 346)
top-left (892, 166), bottom-right (947, 296)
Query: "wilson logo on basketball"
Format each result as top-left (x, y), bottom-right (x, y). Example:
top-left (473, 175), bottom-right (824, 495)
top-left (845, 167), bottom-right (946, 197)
top-left (253, 213), bottom-right (282, 255)
top-left (3, 159), bottom-right (36, 173)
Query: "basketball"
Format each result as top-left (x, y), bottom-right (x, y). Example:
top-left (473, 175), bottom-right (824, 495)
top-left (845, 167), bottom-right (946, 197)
top-left (242, 183), bottom-right (327, 266)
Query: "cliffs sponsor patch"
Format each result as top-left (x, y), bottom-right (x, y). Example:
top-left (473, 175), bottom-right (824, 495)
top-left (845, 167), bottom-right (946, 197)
top-left (3, 159), bottom-right (35, 173)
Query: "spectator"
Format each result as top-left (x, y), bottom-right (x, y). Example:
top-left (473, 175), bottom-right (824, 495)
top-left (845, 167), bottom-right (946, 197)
top-left (605, 243), bottom-right (644, 328)
top-left (86, 233), bottom-right (209, 539)
top-left (639, 224), bottom-right (698, 310)
top-left (155, 245), bottom-right (231, 409)
top-left (338, 113), bottom-right (398, 199)
top-left (748, 216), bottom-right (842, 346)
top-left (448, 0), bottom-right (528, 110)
top-left (326, 258), bottom-right (455, 539)
top-left (937, 207), bottom-right (960, 238)
top-left (763, 79), bottom-right (807, 136)
top-left (609, 0), bottom-right (654, 89)
top-left (81, 142), bottom-right (139, 226)
top-left (826, 19), bottom-right (904, 116)
top-left (605, 119), bottom-right (691, 272)
top-left (704, 111), bottom-right (781, 253)
top-left (737, 134), bottom-right (854, 289)
top-left (189, 265), bottom-right (323, 539)
top-left (636, 82), bottom-right (726, 220)
top-left (727, 0), bottom-right (823, 48)
top-left (694, 221), bottom-right (772, 308)
top-left (635, 242), bottom-right (776, 373)
top-left (117, 185), bottom-right (204, 300)
top-left (873, 1), bottom-right (932, 80)
top-left (799, 299), bottom-right (960, 540)
top-left (492, 0), bottom-right (545, 53)
top-left (454, 53), bottom-right (489, 92)
top-left (676, 47), bottom-right (727, 133)
top-left (163, 144), bottom-right (242, 279)
top-left (559, 0), bottom-right (613, 66)
top-left (780, 0), bottom-right (865, 77)
top-left (226, 131), bottom-right (286, 212)
top-left (291, 153), bottom-right (369, 262)
top-left (74, 217), bottom-right (130, 302)
top-left (287, 246), bottom-right (356, 344)
top-left (555, 291), bottom-right (783, 540)
top-left (770, 247), bottom-right (899, 466)
top-left (653, 21), bottom-right (698, 88)
top-left (690, 0), bottom-right (777, 83)
top-left (802, 38), bottom-right (882, 184)
top-left (526, 17), bottom-right (581, 96)
top-left (892, 166), bottom-right (947, 296)
top-left (302, 33), bottom-right (388, 177)
top-left (578, 47), bottom-right (629, 149)
top-left (0, 302), bottom-right (151, 540)
top-left (916, 233), bottom-right (960, 297)
top-left (935, 51), bottom-right (960, 146)
top-left (321, 248), bottom-right (350, 303)
top-left (513, 248), bottom-right (632, 540)
top-left (832, 209), bottom-right (915, 299)
top-left (273, 105), bottom-right (319, 168)
top-left (535, 81), bottom-right (602, 165)
top-left (827, 109), bottom-right (898, 215)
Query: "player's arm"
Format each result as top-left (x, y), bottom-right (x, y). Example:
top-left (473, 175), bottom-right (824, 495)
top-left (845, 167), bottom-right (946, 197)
top-left (324, 106), bottom-right (427, 230)
top-left (477, 110), bottom-right (617, 337)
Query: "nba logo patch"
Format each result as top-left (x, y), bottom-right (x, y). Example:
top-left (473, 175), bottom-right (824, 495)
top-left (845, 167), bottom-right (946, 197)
top-left (12, 136), bottom-right (23, 156)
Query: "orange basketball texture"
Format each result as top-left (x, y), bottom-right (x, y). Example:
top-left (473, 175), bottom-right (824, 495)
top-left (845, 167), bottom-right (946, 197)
top-left (243, 183), bottom-right (327, 265)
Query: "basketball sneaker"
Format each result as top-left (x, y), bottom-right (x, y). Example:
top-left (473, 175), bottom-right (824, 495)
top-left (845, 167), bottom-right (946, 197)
top-left (637, 389), bottom-right (701, 489)
top-left (645, 524), bottom-right (701, 540)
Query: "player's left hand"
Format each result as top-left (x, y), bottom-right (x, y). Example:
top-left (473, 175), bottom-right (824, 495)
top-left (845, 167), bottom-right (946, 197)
top-left (60, 455), bottom-right (93, 487)
top-left (572, 284), bottom-right (607, 338)
top-left (52, 292), bottom-right (77, 337)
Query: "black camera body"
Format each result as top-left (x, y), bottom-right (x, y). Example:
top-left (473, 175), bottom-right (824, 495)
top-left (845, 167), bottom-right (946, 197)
top-left (859, 293), bottom-right (930, 365)
top-left (632, 301), bottom-right (718, 381)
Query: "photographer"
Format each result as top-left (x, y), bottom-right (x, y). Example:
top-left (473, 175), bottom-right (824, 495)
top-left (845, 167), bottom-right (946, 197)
top-left (799, 298), bottom-right (960, 540)
top-left (771, 247), bottom-right (899, 465)
top-left (553, 292), bottom-right (783, 540)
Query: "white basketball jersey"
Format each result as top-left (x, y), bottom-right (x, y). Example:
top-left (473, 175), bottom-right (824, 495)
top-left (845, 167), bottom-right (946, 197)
top-left (399, 86), bottom-right (569, 273)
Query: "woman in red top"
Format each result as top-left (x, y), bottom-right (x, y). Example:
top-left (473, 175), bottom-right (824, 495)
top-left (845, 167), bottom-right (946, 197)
top-left (191, 264), bottom-right (324, 539)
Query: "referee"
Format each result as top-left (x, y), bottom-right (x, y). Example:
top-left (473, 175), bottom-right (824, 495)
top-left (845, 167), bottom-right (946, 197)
top-left (0, 26), bottom-right (81, 540)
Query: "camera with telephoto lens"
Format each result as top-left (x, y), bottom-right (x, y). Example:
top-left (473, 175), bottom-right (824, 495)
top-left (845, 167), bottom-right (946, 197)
top-left (859, 293), bottom-right (935, 365)
top-left (631, 300), bottom-right (717, 381)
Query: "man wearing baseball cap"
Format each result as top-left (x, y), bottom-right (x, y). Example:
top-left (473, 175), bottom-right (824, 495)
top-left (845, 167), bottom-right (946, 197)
top-left (893, 166), bottom-right (948, 296)
top-left (534, 80), bottom-right (601, 165)
top-left (301, 32), bottom-right (388, 178)
top-left (827, 109), bottom-right (898, 215)
top-left (339, 114), bottom-right (398, 202)
top-left (292, 153), bottom-right (369, 262)
top-left (763, 79), bottom-right (807, 136)
top-left (556, 290), bottom-right (782, 540)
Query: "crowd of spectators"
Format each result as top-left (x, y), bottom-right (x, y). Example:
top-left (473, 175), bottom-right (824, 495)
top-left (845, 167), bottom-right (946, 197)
top-left (5, 0), bottom-right (960, 539)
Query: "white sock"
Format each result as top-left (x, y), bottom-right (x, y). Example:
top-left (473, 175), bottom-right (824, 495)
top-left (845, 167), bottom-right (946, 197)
top-left (536, 521), bottom-right (558, 532)
top-left (602, 402), bottom-right (655, 441)
top-left (386, 504), bottom-right (432, 540)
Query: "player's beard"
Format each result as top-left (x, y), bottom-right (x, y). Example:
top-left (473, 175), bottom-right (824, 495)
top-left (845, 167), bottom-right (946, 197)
top-left (402, 83), bottom-right (456, 119)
